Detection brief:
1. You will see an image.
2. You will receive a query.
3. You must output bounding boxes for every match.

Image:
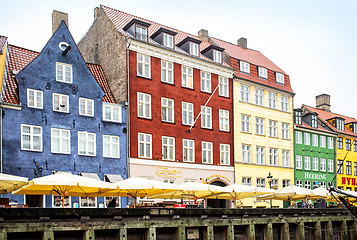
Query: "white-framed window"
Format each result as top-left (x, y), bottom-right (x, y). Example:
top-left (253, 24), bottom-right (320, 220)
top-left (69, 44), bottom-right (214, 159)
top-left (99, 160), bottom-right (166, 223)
top-left (56, 62), bottom-right (72, 83)
top-left (313, 157), bottom-right (319, 171)
top-left (355, 141), bottom-right (357, 153)
top-left (242, 177), bottom-right (252, 186)
top-left (240, 85), bottom-right (250, 102)
top-left (304, 180), bottom-right (311, 189)
top-left (304, 132), bottom-right (311, 145)
top-left (320, 158), bottom-right (326, 172)
top-left (328, 159), bottom-right (334, 173)
top-left (282, 150), bottom-right (290, 167)
top-left (161, 97), bottom-right (174, 123)
top-left (255, 89), bottom-right (264, 106)
top-left (213, 50), bottom-right (222, 63)
top-left (27, 89), bottom-right (43, 109)
top-left (241, 115), bottom-right (251, 133)
top-left (80, 197), bottom-right (97, 208)
top-left (296, 179), bottom-right (303, 187)
top-left (21, 124), bottom-right (42, 152)
top-left (162, 136), bottom-right (175, 160)
top-left (311, 114), bottom-right (318, 128)
top-left (137, 53), bottom-right (151, 78)
top-left (189, 42), bottom-right (199, 56)
top-left (138, 133), bottom-right (152, 159)
top-left (219, 76), bottom-right (229, 97)
top-left (135, 25), bottom-right (147, 41)
top-left (53, 93), bottom-right (69, 113)
top-left (182, 102), bottom-right (194, 126)
top-left (269, 148), bottom-right (278, 166)
top-left (354, 163), bottom-right (357, 176)
top-left (105, 197), bottom-right (120, 208)
top-left (346, 161), bottom-right (352, 175)
top-left (137, 92), bottom-right (151, 119)
top-left (327, 137), bottom-right (334, 149)
top-left (52, 196), bottom-right (71, 208)
top-left (202, 141), bottom-right (213, 164)
top-left (268, 92), bottom-right (277, 109)
top-left (183, 139), bottom-right (194, 162)
top-left (220, 144), bottom-right (230, 165)
top-left (321, 181), bottom-right (327, 188)
top-left (257, 178), bottom-right (266, 188)
top-left (240, 61), bottom-right (250, 74)
top-left (312, 134), bottom-right (318, 147)
top-left (337, 137), bottom-right (343, 149)
top-left (256, 146), bottom-right (265, 165)
top-left (269, 120), bottom-right (277, 137)
top-left (258, 67), bottom-right (267, 79)
top-left (320, 136), bottom-right (326, 148)
top-left (282, 123), bottom-right (289, 139)
top-left (270, 179), bottom-right (279, 189)
top-left (256, 117), bottom-right (264, 135)
top-left (219, 109), bottom-right (229, 132)
top-left (242, 144), bottom-right (251, 163)
top-left (163, 33), bottom-right (174, 48)
top-left (79, 98), bottom-right (94, 117)
top-left (201, 106), bottom-right (212, 129)
top-left (161, 60), bottom-right (173, 84)
top-left (295, 110), bottom-right (302, 125)
top-left (281, 96), bottom-right (289, 112)
top-left (336, 118), bottom-right (345, 131)
top-left (103, 103), bottom-right (122, 123)
top-left (78, 131), bottom-right (96, 156)
top-left (283, 180), bottom-right (291, 188)
top-left (51, 128), bottom-right (70, 154)
top-left (182, 66), bottom-right (193, 88)
top-left (201, 71), bottom-right (211, 93)
top-left (304, 156), bottom-right (311, 170)
top-left (276, 72), bottom-right (285, 85)
top-left (296, 131), bottom-right (302, 144)
top-left (296, 155), bottom-right (303, 169)
top-left (103, 135), bottom-right (120, 158)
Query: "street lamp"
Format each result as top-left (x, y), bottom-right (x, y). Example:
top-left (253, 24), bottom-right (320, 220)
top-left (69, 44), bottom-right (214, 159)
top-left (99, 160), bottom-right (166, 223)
top-left (267, 171), bottom-right (273, 208)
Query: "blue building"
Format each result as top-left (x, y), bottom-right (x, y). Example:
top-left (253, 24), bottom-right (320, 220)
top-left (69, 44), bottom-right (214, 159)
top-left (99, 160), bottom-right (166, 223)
top-left (0, 21), bottom-right (128, 208)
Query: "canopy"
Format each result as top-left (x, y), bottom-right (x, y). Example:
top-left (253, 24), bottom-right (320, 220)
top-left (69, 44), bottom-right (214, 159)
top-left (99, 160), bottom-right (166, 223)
top-left (0, 173), bottom-right (28, 194)
top-left (202, 184), bottom-right (275, 200)
top-left (257, 185), bottom-right (313, 201)
top-left (310, 187), bottom-right (335, 201)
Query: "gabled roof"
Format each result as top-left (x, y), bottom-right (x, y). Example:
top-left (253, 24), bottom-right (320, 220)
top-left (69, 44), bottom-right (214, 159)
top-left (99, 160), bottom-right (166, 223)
top-left (1, 44), bottom-right (115, 105)
top-left (303, 105), bottom-right (357, 137)
top-left (0, 35), bottom-right (7, 54)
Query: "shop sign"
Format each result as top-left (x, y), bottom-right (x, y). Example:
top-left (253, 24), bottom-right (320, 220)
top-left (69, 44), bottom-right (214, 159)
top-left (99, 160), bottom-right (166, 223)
top-left (155, 167), bottom-right (182, 178)
top-left (342, 177), bottom-right (357, 185)
top-left (204, 174), bottom-right (231, 184)
top-left (304, 172), bottom-right (327, 180)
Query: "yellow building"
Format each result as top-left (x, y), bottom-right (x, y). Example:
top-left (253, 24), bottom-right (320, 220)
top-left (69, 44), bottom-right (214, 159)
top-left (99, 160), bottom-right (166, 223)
top-left (0, 36), bottom-right (8, 88)
top-left (303, 95), bottom-right (357, 190)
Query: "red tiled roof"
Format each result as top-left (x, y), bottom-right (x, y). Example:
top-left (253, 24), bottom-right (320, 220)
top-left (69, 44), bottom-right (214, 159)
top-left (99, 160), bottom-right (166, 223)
top-left (101, 5), bottom-right (231, 68)
top-left (0, 35), bottom-right (7, 54)
top-left (2, 45), bottom-right (115, 105)
top-left (303, 105), bottom-right (357, 137)
top-left (295, 120), bottom-right (336, 135)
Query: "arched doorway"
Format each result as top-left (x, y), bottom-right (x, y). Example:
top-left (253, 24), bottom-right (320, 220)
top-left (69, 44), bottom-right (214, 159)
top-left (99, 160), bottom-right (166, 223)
top-left (207, 181), bottom-right (227, 208)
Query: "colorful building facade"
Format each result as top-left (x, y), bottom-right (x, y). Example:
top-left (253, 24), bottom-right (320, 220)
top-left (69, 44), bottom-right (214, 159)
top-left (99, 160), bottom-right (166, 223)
top-left (0, 35), bottom-right (7, 90)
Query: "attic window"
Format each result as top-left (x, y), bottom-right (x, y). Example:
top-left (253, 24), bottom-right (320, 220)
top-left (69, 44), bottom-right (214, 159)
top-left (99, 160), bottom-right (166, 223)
top-left (190, 42), bottom-right (199, 56)
top-left (240, 61), bottom-right (250, 74)
top-left (353, 123), bottom-right (357, 134)
top-left (135, 25), bottom-right (147, 41)
top-left (311, 114), bottom-right (318, 128)
top-left (213, 50), bottom-right (222, 63)
top-left (294, 109), bottom-right (302, 125)
top-left (258, 67), bottom-right (267, 79)
top-left (276, 73), bottom-right (285, 85)
top-left (123, 19), bottom-right (151, 42)
top-left (163, 33), bottom-right (174, 48)
top-left (335, 117), bottom-right (345, 131)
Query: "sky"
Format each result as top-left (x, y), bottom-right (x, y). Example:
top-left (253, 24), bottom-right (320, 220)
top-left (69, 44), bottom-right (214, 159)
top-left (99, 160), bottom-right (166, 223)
top-left (1, 0), bottom-right (356, 117)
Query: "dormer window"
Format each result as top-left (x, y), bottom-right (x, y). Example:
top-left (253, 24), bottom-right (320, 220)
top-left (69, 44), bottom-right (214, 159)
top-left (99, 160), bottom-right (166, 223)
top-left (123, 19), bottom-right (151, 42)
top-left (150, 28), bottom-right (177, 49)
top-left (177, 36), bottom-right (202, 57)
top-left (190, 42), bottom-right (199, 56)
top-left (294, 109), bottom-right (302, 125)
top-left (135, 25), bottom-right (147, 41)
top-left (335, 117), bottom-right (345, 131)
top-left (163, 34), bottom-right (173, 48)
top-left (201, 45), bottom-right (225, 63)
top-left (258, 67), bottom-right (267, 79)
top-left (276, 73), bottom-right (285, 85)
top-left (353, 122), bottom-right (357, 134)
top-left (311, 114), bottom-right (318, 128)
top-left (240, 61), bottom-right (250, 74)
top-left (213, 50), bottom-right (222, 63)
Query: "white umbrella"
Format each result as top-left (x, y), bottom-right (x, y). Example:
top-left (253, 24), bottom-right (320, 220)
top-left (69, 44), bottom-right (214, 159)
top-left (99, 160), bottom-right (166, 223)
top-left (0, 173), bottom-right (28, 194)
top-left (257, 185), bottom-right (313, 201)
top-left (310, 187), bottom-right (335, 201)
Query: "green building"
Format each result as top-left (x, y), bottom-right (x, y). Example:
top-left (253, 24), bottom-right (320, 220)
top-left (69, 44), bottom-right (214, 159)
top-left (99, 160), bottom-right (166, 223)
top-left (294, 108), bottom-right (337, 189)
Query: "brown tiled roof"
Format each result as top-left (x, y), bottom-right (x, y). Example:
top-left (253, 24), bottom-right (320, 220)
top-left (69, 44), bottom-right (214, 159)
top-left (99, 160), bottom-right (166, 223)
top-left (2, 45), bottom-right (115, 104)
top-left (0, 35), bottom-right (8, 54)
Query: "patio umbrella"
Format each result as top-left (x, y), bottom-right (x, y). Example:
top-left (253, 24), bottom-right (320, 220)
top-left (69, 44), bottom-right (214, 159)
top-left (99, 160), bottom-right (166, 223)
top-left (310, 187), bottom-right (335, 201)
top-left (0, 173), bottom-right (28, 194)
top-left (257, 185), bottom-right (313, 201)
top-left (12, 173), bottom-right (116, 207)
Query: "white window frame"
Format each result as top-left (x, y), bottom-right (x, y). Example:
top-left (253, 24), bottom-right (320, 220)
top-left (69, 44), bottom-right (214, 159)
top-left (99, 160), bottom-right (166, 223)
top-left (312, 134), bottom-right (318, 147)
top-left (241, 115), bottom-right (251, 133)
top-left (255, 89), bottom-right (264, 106)
top-left (182, 66), bottom-right (193, 89)
top-left (51, 128), bottom-right (70, 154)
top-left (304, 156), bottom-right (311, 170)
top-left (161, 60), bottom-right (173, 84)
top-left (283, 180), bottom-right (291, 188)
top-left (80, 197), bottom-right (97, 208)
top-left (79, 97), bottom-right (94, 117)
top-left (282, 150), bottom-right (290, 167)
top-left (242, 144), bottom-right (251, 163)
top-left (304, 132), bottom-right (311, 145)
top-left (138, 133), bottom-right (152, 159)
top-left (21, 124), bottom-right (42, 152)
top-left (328, 159), bottom-right (334, 173)
top-left (258, 67), bottom-right (267, 79)
top-left (305, 180), bottom-right (311, 189)
top-left (218, 76), bottom-right (229, 97)
top-left (242, 177), bottom-right (252, 186)
top-left (269, 148), bottom-right (278, 166)
top-left (320, 158), bottom-right (326, 172)
top-left (220, 144), bottom-right (230, 165)
top-left (189, 42), bottom-right (199, 56)
top-left (320, 135), bottom-right (326, 148)
top-left (202, 141), bottom-right (213, 164)
top-left (52, 195), bottom-right (71, 208)
top-left (162, 136), bottom-right (175, 161)
top-left (183, 139), bottom-right (194, 162)
top-left (257, 178), bottom-right (266, 188)
top-left (161, 97), bottom-right (174, 123)
top-left (135, 25), bottom-right (147, 41)
top-left (281, 96), bottom-right (289, 112)
top-left (296, 155), bottom-right (303, 169)
top-left (296, 179), bottom-right (303, 187)
top-left (103, 103), bottom-right (122, 123)
top-left (200, 71), bottom-right (211, 93)
top-left (219, 109), bottom-right (229, 132)
top-left (240, 61), bottom-right (250, 74)
top-left (53, 93), bottom-right (69, 113)
top-left (269, 120), bottom-right (277, 138)
top-left (163, 33), bottom-right (174, 48)
top-left (311, 115), bottom-right (318, 128)
top-left (313, 157), bottom-right (319, 171)
top-left (256, 117), bottom-right (264, 135)
top-left (240, 85), bottom-right (250, 102)
top-left (137, 53), bottom-right (151, 78)
top-left (56, 62), bottom-right (72, 84)
top-left (182, 102), bottom-right (194, 126)
top-left (282, 123), bottom-right (289, 139)
top-left (201, 106), bottom-right (212, 129)
top-left (103, 135), bottom-right (120, 158)
top-left (137, 92), bottom-right (151, 119)
top-left (268, 92), bottom-right (277, 109)
top-left (276, 72), bottom-right (285, 85)
top-left (27, 88), bottom-right (43, 109)
top-left (213, 50), bottom-right (222, 63)
top-left (296, 131), bottom-right (302, 144)
top-left (256, 146), bottom-right (265, 165)
top-left (78, 131), bottom-right (96, 156)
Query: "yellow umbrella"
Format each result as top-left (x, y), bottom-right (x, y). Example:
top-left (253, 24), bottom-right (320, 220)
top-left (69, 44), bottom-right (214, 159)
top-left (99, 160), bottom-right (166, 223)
top-left (258, 185), bottom-right (313, 201)
top-left (0, 173), bottom-right (28, 194)
top-left (310, 187), bottom-right (336, 201)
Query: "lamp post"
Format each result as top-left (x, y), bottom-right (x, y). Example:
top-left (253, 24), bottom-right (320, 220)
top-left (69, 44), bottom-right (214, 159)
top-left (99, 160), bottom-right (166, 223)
top-left (267, 171), bottom-right (273, 208)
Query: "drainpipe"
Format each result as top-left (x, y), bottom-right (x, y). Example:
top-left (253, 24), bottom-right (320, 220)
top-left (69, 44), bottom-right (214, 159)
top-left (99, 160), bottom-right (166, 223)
top-left (126, 37), bottom-right (131, 178)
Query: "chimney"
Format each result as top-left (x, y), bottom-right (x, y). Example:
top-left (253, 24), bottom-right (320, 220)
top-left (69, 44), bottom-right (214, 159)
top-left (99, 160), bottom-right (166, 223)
top-left (237, 37), bottom-right (247, 49)
top-left (316, 94), bottom-right (331, 112)
top-left (94, 7), bottom-right (99, 21)
top-left (52, 10), bottom-right (68, 34)
top-left (198, 29), bottom-right (209, 42)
